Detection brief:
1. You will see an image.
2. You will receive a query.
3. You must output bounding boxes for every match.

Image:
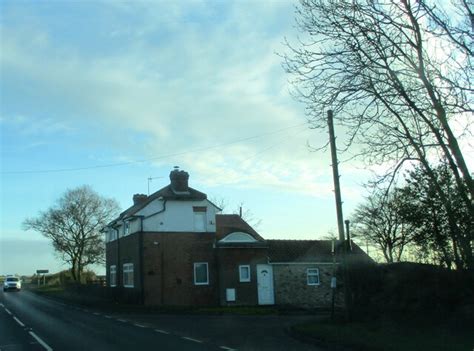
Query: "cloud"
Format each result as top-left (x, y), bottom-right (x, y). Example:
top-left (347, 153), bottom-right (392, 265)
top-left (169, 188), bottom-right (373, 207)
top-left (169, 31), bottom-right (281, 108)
top-left (0, 114), bottom-right (74, 137)
top-left (1, 1), bottom-right (371, 199)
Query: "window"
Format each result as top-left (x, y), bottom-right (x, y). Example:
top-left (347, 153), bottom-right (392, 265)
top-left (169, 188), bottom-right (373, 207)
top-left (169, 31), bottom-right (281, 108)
top-left (307, 268), bottom-right (320, 286)
top-left (109, 265), bottom-right (117, 287)
top-left (123, 263), bottom-right (134, 288)
top-left (194, 262), bottom-right (209, 285)
top-left (193, 213), bottom-right (207, 232)
top-left (124, 221), bottom-right (130, 235)
top-left (106, 228), bottom-right (118, 242)
top-left (239, 265), bottom-right (251, 282)
top-left (193, 207), bottom-right (207, 232)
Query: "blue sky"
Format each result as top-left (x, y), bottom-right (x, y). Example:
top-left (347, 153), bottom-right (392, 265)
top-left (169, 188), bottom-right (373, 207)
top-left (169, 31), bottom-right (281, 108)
top-left (0, 0), bottom-right (374, 276)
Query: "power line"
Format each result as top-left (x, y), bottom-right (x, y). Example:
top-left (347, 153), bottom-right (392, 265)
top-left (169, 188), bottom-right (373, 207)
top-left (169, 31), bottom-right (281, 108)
top-left (2, 122), bottom-right (308, 175)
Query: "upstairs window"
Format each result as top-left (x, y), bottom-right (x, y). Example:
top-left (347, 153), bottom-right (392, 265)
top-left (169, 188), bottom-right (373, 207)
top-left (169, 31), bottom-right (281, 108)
top-left (193, 207), bottom-right (207, 232)
top-left (109, 265), bottom-right (117, 287)
top-left (307, 268), bottom-right (320, 286)
top-left (194, 262), bottom-right (209, 285)
top-left (124, 221), bottom-right (130, 235)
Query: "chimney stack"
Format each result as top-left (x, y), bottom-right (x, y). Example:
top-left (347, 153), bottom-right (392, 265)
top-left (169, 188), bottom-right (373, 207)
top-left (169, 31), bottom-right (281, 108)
top-left (133, 194), bottom-right (148, 205)
top-left (169, 167), bottom-right (189, 192)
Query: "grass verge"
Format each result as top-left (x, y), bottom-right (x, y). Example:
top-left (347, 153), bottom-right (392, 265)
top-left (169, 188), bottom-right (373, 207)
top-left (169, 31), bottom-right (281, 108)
top-left (28, 285), bottom-right (282, 316)
top-left (291, 316), bottom-right (474, 351)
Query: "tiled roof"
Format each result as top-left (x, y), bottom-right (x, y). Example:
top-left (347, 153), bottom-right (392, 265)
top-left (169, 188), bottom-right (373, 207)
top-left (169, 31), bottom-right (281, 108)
top-left (215, 214), bottom-right (265, 242)
top-left (267, 239), bottom-right (371, 263)
top-left (267, 240), bottom-right (334, 262)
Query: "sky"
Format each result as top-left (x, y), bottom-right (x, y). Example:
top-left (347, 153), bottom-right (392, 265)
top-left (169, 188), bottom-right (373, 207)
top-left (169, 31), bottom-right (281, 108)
top-left (0, 0), bottom-right (378, 276)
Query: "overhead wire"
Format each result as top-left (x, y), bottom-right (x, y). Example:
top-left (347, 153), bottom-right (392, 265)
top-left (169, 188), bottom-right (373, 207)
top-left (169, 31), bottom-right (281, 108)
top-left (1, 122), bottom-right (309, 175)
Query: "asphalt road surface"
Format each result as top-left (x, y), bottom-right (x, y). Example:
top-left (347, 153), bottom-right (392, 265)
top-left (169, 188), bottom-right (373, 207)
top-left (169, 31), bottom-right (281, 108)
top-left (0, 290), bottom-right (321, 351)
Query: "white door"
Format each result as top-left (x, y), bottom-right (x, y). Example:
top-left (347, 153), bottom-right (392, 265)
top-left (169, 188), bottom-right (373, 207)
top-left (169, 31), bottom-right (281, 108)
top-left (257, 264), bottom-right (274, 305)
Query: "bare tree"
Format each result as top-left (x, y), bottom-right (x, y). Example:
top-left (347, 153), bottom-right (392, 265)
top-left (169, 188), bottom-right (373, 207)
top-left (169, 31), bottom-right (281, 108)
top-left (352, 189), bottom-right (414, 263)
top-left (283, 0), bottom-right (473, 269)
top-left (24, 186), bottom-right (120, 283)
top-left (210, 196), bottom-right (263, 229)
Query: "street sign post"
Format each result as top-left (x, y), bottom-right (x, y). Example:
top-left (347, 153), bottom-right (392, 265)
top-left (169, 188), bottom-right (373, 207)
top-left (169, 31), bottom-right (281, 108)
top-left (36, 270), bottom-right (49, 286)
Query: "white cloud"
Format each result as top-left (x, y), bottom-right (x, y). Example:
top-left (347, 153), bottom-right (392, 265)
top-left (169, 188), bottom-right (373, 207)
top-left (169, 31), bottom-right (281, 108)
top-left (1, 1), bottom-right (370, 201)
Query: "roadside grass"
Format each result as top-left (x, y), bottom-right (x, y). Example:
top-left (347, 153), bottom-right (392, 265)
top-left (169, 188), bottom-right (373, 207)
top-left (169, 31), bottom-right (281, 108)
top-left (35, 285), bottom-right (66, 293)
top-left (292, 316), bottom-right (474, 351)
top-left (194, 306), bottom-right (278, 315)
top-left (28, 284), bottom-right (283, 316)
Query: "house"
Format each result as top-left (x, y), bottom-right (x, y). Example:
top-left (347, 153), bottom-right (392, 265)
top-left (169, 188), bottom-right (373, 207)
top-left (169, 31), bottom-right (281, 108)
top-left (104, 168), bottom-right (370, 307)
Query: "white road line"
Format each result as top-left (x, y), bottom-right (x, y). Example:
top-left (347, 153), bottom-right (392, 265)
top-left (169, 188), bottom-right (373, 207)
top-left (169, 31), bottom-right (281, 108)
top-left (220, 347), bottom-right (236, 351)
top-left (154, 329), bottom-right (170, 334)
top-left (0, 303), bottom-right (4, 307)
top-left (181, 337), bottom-right (203, 343)
top-left (134, 323), bottom-right (146, 328)
top-left (117, 319), bottom-right (127, 323)
top-left (93, 312), bottom-right (101, 316)
top-left (13, 316), bottom-right (25, 327)
top-left (29, 331), bottom-right (53, 351)
top-left (4, 308), bottom-right (12, 315)
top-left (104, 315), bottom-right (112, 318)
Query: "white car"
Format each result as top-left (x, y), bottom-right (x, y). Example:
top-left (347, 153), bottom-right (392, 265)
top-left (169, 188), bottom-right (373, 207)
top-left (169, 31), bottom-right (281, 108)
top-left (3, 277), bottom-right (21, 292)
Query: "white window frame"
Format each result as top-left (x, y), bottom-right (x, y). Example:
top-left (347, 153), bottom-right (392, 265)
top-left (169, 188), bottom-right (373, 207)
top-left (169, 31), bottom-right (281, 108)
top-left (124, 221), bottom-right (130, 235)
top-left (307, 268), bottom-right (320, 286)
top-left (109, 265), bottom-right (117, 287)
top-left (194, 262), bottom-right (209, 285)
top-left (239, 265), bottom-right (251, 282)
top-left (123, 263), bottom-right (134, 288)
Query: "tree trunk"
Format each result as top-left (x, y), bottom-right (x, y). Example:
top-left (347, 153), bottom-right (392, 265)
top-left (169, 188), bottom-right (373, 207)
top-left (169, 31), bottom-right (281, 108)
top-left (71, 260), bottom-right (77, 282)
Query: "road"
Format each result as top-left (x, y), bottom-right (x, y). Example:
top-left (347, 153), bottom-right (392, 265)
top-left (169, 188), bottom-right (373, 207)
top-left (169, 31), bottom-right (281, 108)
top-left (0, 290), bottom-right (321, 351)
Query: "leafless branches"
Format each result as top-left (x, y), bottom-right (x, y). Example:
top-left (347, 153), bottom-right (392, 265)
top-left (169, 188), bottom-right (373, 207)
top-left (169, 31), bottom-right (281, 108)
top-left (23, 186), bottom-right (120, 282)
top-left (284, 0), bottom-right (473, 268)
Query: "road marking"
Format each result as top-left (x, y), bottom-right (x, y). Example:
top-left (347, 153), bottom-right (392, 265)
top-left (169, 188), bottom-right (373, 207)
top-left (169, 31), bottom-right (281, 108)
top-left (117, 319), bottom-right (127, 323)
top-left (4, 308), bottom-right (12, 315)
top-left (220, 347), bottom-right (236, 351)
top-left (13, 316), bottom-right (25, 327)
top-left (181, 337), bottom-right (203, 343)
top-left (154, 329), bottom-right (170, 334)
top-left (0, 303), bottom-right (4, 307)
top-left (104, 315), bottom-right (112, 318)
top-left (93, 312), bottom-right (101, 316)
top-left (134, 323), bottom-right (146, 328)
top-left (29, 331), bottom-right (53, 351)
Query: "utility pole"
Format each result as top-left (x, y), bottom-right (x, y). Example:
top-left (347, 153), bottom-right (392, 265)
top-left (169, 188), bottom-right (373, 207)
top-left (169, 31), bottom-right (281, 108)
top-left (328, 110), bottom-right (351, 321)
top-left (345, 219), bottom-right (352, 252)
top-left (328, 110), bottom-right (345, 241)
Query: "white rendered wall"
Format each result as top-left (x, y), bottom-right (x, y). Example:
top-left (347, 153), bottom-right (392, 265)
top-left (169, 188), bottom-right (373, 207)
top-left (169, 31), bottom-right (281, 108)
top-left (105, 198), bottom-right (220, 240)
top-left (142, 199), bottom-right (218, 232)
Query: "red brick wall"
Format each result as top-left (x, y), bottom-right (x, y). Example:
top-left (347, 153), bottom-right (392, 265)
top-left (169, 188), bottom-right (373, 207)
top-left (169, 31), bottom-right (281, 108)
top-left (105, 234), bottom-right (142, 303)
top-left (217, 248), bottom-right (268, 306)
top-left (142, 232), bottom-right (218, 306)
